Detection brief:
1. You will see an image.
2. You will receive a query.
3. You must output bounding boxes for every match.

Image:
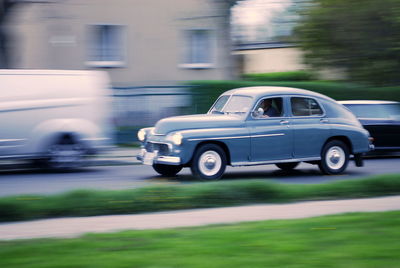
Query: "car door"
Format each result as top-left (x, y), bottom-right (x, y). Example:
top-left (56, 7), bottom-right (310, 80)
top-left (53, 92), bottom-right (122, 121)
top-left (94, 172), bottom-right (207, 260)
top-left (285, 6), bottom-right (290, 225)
top-left (289, 96), bottom-right (331, 159)
top-left (361, 119), bottom-right (397, 148)
top-left (246, 96), bottom-right (293, 162)
top-left (358, 103), bottom-right (400, 149)
top-left (0, 107), bottom-right (29, 156)
top-left (342, 103), bottom-right (391, 148)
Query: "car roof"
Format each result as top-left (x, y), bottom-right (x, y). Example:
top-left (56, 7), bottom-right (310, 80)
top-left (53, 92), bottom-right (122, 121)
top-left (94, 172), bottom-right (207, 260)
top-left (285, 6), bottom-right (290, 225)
top-left (338, 100), bottom-right (399, 105)
top-left (223, 86), bottom-right (335, 101)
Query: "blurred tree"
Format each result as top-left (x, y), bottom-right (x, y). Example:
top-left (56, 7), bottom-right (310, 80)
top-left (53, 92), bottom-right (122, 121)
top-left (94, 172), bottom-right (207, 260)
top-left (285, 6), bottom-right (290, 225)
top-left (213, 0), bottom-right (246, 78)
top-left (269, 1), bottom-right (303, 43)
top-left (219, 0), bottom-right (241, 6)
top-left (0, 0), bottom-right (17, 67)
top-left (0, 0), bottom-right (57, 68)
top-left (295, 0), bottom-right (400, 86)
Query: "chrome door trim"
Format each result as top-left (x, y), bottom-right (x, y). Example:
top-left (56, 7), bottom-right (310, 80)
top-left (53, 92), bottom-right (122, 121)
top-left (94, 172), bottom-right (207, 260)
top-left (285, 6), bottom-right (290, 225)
top-left (187, 133), bottom-right (284, 141)
top-left (231, 157), bottom-right (321, 167)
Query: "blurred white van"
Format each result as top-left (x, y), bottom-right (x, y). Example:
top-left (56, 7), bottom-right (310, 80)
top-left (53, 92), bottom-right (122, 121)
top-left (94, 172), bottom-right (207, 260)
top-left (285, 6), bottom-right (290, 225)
top-left (0, 69), bottom-right (112, 168)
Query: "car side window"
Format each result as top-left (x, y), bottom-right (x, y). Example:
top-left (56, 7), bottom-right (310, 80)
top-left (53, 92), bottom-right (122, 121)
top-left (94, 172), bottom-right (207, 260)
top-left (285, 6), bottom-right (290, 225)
top-left (291, 97), bottom-right (323, 116)
top-left (252, 97), bottom-right (283, 118)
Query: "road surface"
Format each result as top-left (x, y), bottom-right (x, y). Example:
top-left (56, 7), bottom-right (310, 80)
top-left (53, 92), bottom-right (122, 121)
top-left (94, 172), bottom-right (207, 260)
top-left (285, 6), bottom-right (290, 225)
top-left (0, 157), bottom-right (399, 197)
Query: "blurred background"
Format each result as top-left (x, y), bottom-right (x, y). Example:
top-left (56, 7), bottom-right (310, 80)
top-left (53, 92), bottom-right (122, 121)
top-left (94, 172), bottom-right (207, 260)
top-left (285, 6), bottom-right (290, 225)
top-left (1, 0), bottom-right (400, 146)
top-left (0, 3), bottom-right (400, 264)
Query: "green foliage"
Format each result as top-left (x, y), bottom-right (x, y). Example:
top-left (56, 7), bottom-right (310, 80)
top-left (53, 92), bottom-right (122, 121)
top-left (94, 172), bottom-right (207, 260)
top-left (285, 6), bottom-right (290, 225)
top-left (295, 0), bottom-right (400, 85)
top-left (186, 80), bottom-right (400, 114)
top-left (0, 174), bottom-right (400, 223)
top-left (1, 211), bottom-right (400, 267)
top-left (242, 71), bottom-right (316, 82)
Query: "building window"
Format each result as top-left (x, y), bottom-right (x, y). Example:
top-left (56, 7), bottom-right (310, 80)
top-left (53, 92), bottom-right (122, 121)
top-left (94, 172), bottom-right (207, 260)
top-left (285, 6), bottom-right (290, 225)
top-left (87, 24), bottom-right (126, 67)
top-left (181, 29), bottom-right (214, 69)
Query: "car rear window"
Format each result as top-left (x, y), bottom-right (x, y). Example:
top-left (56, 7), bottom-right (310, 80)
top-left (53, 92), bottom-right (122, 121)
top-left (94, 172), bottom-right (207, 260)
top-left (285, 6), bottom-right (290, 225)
top-left (291, 97), bottom-right (323, 116)
top-left (384, 104), bottom-right (400, 118)
top-left (344, 103), bottom-right (400, 119)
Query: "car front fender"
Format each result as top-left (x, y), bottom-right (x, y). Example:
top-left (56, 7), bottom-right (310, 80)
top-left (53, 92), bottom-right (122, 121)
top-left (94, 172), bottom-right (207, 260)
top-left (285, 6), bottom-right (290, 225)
top-left (178, 127), bottom-right (251, 165)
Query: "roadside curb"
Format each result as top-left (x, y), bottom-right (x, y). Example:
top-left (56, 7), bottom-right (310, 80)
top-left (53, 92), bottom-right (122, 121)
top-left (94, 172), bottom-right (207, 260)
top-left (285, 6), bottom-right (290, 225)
top-left (90, 148), bottom-right (141, 166)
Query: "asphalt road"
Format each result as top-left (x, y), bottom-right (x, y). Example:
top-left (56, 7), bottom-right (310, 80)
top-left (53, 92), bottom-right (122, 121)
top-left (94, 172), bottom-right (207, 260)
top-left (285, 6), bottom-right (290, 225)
top-left (0, 157), bottom-right (399, 197)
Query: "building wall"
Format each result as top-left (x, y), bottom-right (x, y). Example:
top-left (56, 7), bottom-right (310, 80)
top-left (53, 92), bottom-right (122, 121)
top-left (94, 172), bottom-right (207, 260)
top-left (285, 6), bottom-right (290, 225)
top-left (233, 47), bottom-right (307, 74)
top-left (233, 46), bottom-right (346, 80)
top-left (8, 0), bottom-right (233, 86)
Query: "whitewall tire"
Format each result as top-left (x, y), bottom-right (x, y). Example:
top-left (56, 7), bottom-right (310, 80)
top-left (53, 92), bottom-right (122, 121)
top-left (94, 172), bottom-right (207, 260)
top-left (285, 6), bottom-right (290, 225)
top-left (319, 140), bottom-right (349, 175)
top-left (190, 144), bottom-right (227, 180)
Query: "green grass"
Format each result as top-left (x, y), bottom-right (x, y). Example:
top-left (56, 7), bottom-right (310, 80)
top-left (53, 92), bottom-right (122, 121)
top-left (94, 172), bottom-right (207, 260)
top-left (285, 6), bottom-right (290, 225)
top-left (1, 174), bottom-right (400, 223)
top-left (0, 211), bottom-right (399, 267)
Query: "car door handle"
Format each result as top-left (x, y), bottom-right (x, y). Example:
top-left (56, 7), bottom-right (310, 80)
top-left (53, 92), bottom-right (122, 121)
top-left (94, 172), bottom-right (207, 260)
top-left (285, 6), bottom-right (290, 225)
top-left (280, 120), bottom-right (289, 125)
top-left (320, 119), bottom-right (329, 123)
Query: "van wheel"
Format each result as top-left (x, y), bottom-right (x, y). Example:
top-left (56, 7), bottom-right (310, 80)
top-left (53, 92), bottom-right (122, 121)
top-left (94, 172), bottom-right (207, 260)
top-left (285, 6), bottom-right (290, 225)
top-left (44, 136), bottom-right (86, 170)
top-left (275, 162), bottom-right (299, 171)
top-left (318, 140), bottom-right (349, 175)
top-left (190, 144), bottom-right (227, 180)
top-left (153, 164), bottom-right (182, 176)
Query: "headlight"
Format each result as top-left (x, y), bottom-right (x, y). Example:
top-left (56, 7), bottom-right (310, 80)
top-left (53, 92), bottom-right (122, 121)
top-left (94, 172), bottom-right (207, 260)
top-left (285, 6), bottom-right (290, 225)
top-left (137, 129), bottom-right (146, 142)
top-left (170, 132), bottom-right (183, 146)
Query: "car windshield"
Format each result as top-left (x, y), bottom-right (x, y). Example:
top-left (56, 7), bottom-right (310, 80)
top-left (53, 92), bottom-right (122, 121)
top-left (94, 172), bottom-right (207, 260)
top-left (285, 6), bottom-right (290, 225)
top-left (209, 95), bottom-right (253, 115)
top-left (345, 103), bottom-right (400, 119)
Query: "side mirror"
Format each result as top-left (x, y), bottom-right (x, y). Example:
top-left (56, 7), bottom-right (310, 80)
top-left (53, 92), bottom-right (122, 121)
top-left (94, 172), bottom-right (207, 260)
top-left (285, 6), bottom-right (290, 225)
top-left (253, 107), bottom-right (264, 117)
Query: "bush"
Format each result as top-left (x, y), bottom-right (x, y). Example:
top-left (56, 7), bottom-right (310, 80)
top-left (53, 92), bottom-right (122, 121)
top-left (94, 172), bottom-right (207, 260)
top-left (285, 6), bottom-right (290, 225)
top-left (0, 200), bottom-right (26, 222)
top-left (186, 80), bottom-right (400, 114)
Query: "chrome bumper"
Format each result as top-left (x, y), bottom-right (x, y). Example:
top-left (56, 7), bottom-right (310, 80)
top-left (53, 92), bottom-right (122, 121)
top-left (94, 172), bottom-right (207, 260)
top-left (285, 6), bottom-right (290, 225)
top-left (136, 149), bottom-right (181, 165)
top-left (369, 144), bottom-right (375, 151)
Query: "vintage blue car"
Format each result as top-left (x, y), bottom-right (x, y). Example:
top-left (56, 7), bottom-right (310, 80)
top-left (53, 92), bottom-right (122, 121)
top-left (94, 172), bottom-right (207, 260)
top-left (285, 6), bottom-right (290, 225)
top-left (137, 87), bottom-right (373, 180)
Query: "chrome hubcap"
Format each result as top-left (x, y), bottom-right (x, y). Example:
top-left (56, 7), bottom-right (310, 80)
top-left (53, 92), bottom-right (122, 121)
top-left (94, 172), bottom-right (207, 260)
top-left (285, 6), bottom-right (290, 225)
top-left (205, 157), bottom-right (216, 170)
top-left (326, 146), bottom-right (345, 170)
top-left (330, 152), bottom-right (341, 164)
top-left (199, 150), bottom-right (222, 176)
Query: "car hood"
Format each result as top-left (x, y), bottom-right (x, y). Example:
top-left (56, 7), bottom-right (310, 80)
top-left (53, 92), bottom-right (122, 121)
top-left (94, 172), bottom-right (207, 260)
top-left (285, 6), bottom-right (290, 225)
top-left (154, 114), bottom-right (244, 135)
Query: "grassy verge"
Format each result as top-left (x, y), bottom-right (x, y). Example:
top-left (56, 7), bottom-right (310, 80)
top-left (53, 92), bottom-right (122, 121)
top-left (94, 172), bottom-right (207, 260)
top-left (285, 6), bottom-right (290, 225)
top-left (0, 211), bottom-right (399, 267)
top-left (1, 174), bottom-right (400, 223)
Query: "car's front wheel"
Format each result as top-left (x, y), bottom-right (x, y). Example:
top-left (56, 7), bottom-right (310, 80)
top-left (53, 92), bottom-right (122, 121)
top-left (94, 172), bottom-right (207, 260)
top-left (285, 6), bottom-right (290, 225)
top-left (318, 140), bottom-right (349, 175)
top-left (190, 144), bottom-right (227, 180)
top-left (153, 164), bottom-right (182, 176)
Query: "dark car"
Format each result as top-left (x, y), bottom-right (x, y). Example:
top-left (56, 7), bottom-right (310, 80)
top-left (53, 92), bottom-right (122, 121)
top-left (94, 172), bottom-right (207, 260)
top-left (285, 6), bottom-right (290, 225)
top-left (339, 100), bottom-right (400, 151)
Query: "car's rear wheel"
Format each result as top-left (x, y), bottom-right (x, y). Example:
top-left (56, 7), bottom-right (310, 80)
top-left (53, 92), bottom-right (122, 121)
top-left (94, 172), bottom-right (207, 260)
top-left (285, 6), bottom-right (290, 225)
top-left (153, 164), bottom-right (182, 176)
top-left (318, 140), bottom-right (349, 175)
top-left (36, 135), bottom-right (86, 170)
top-left (275, 162), bottom-right (299, 171)
top-left (190, 144), bottom-right (227, 180)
